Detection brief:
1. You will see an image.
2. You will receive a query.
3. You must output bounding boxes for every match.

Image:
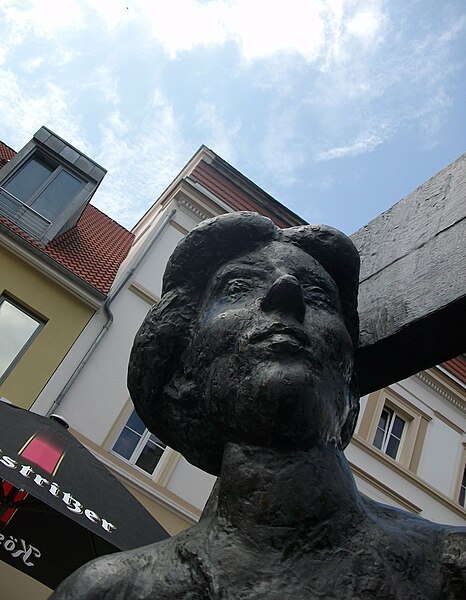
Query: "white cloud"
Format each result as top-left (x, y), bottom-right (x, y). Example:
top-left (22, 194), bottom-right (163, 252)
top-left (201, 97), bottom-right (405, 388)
top-left (92, 90), bottom-right (187, 227)
top-left (226, 0), bottom-right (326, 62)
top-left (122, 0), bottom-right (385, 64)
top-left (83, 66), bottom-right (120, 106)
top-left (81, 0), bottom-right (131, 31)
top-left (345, 8), bottom-right (383, 40)
top-left (54, 48), bottom-right (76, 67)
top-left (0, 0), bottom-right (462, 222)
top-left (309, 175), bottom-right (335, 190)
top-left (0, 0), bottom-right (85, 45)
top-left (308, 3), bottom-right (464, 161)
top-left (0, 1), bottom-right (385, 64)
top-left (195, 101), bottom-right (240, 163)
top-left (261, 104), bottom-right (307, 185)
top-left (127, 0), bottom-right (378, 64)
top-left (315, 131), bottom-right (386, 161)
top-left (0, 69), bottom-right (87, 151)
top-left (134, 0), bottom-right (228, 58)
top-left (22, 56), bottom-right (45, 72)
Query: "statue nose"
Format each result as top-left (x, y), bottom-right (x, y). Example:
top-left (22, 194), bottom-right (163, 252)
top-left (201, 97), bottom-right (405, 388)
top-left (260, 274), bottom-right (306, 323)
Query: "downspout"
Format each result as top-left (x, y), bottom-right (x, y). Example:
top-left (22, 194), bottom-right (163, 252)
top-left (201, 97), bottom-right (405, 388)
top-left (46, 207), bottom-right (177, 416)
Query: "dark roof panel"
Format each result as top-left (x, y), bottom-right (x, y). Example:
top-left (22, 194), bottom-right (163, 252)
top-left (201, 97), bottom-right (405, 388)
top-left (0, 141), bottom-right (133, 295)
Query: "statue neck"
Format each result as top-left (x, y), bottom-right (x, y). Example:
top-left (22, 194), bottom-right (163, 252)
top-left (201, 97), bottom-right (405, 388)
top-left (213, 442), bottom-right (366, 543)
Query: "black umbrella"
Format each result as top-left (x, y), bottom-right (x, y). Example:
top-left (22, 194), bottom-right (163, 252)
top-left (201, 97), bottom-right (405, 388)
top-left (0, 401), bottom-right (168, 589)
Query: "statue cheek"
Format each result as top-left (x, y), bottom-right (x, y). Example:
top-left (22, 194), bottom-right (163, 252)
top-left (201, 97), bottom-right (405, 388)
top-left (198, 308), bottom-right (249, 352)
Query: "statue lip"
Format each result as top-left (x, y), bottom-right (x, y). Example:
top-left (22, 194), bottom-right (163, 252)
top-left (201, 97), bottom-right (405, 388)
top-left (246, 324), bottom-right (310, 347)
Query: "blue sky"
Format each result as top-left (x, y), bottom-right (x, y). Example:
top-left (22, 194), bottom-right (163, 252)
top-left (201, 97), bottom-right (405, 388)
top-left (0, 0), bottom-right (464, 234)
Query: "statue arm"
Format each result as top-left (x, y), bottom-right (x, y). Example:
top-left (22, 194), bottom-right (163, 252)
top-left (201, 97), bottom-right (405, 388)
top-left (49, 545), bottom-right (185, 600)
top-left (49, 554), bottom-right (139, 600)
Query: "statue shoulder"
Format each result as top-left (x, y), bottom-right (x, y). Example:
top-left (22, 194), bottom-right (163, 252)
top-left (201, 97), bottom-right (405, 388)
top-left (50, 538), bottom-right (191, 600)
top-left (364, 498), bottom-right (466, 597)
top-left (440, 528), bottom-right (466, 599)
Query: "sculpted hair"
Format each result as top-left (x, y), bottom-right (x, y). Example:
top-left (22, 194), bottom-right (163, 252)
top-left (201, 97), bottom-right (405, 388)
top-left (128, 212), bottom-right (360, 475)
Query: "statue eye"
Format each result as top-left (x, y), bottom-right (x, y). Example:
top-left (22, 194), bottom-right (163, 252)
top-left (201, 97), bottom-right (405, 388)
top-left (224, 278), bottom-right (253, 297)
top-left (302, 285), bottom-right (334, 307)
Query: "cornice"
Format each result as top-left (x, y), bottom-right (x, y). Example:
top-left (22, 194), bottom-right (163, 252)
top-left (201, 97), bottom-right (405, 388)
top-left (415, 371), bottom-right (466, 415)
top-left (177, 194), bottom-right (210, 222)
top-left (184, 177), bottom-right (236, 215)
top-left (131, 146), bottom-right (215, 235)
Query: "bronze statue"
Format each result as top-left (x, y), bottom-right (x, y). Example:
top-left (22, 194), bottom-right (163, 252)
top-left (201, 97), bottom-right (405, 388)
top-left (51, 212), bottom-right (465, 599)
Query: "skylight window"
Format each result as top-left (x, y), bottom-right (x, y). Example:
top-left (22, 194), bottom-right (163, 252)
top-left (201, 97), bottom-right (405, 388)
top-left (0, 126), bottom-right (107, 244)
top-left (3, 155), bottom-right (83, 221)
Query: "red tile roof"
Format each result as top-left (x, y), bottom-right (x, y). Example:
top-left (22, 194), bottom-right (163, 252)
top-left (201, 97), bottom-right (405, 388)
top-left (441, 355), bottom-right (466, 385)
top-left (0, 140), bottom-right (15, 168)
top-left (190, 160), bottom-right (292, 228)
top-left (0, 144), bottom-right (134, 295)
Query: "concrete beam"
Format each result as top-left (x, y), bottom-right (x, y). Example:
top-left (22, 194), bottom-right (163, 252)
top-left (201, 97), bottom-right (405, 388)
top-left (353, 153), bottom-right (466, 395)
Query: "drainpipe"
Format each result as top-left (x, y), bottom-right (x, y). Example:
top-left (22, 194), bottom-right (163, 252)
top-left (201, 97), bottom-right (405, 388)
top-left (45, 207), bottom-right (177, 416)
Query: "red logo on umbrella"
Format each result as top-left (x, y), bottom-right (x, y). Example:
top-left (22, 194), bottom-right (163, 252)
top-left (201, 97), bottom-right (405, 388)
top-left (0, 431), bottom-right (65, 526)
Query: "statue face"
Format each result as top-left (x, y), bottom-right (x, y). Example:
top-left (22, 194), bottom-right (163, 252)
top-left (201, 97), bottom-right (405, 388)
top-left (189, 240), bottom-right (354, 449)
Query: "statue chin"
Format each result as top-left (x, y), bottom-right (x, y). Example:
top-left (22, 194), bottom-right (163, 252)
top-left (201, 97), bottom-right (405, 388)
top-left (203, 369), bottom-right (344, 451)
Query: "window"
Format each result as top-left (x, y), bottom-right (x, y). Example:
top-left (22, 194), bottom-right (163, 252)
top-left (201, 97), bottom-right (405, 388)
top-left (112, 409), bottom-right (166, 475)
top-left (0, 127), bottom-right (107, 244)
top-left (356, 388), bottom-right (431, 471)
top-left (373, 405), bottom-right (406, 460)
top-left (0, 296), bottom-right (43, 382)
top-left (459, 464), bottom-right (466, 508)
top-left (2, 155), bottom-right (83, 221)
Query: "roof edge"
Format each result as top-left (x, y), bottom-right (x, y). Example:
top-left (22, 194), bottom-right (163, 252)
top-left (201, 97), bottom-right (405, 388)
top-left (0, 221), bottom-right (107, 307)
top-left (209, 151), bottom-right (307, 227)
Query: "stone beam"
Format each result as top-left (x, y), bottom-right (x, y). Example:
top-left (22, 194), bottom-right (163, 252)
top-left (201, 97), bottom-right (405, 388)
top-left (353, 153), bottom-right (466, 396)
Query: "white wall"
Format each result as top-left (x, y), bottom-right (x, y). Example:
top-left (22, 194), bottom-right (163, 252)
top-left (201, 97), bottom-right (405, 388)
top-left (166, 458), bottom-right (216, 510)
top-left (419, 418), bottom-right (462, 496)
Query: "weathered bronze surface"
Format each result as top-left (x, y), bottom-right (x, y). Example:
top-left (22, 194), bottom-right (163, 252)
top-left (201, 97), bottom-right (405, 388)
top-left (353, 152), bottom-right (466, 395)
top-left (51, 213), bottom-right (465, 599)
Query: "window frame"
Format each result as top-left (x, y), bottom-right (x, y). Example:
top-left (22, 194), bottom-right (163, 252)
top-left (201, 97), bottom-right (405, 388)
top-left (459, 463), bottom-right (466, 508)
top-left (111, 408), bottom-right (167, 478)
top-left (373, 405), bottom-right (407, 460)
top-left (454, 444), bottom-right (466, 509)
top-left (357, 388), bottom-right (431, 471)
top-left (0, 128), bottom-right (107, 244)
top-left (1, 154), bottom-right (85, 219)
top-left (0, 295), bottom-right (45, 385)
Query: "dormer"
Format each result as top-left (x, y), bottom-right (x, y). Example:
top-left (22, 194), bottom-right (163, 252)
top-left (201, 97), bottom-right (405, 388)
top-left (0, 126), bottom-right (106, 244)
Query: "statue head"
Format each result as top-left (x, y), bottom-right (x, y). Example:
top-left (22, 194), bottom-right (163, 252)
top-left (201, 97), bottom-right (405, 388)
top-left (128, 212), bottom-right (360, 475)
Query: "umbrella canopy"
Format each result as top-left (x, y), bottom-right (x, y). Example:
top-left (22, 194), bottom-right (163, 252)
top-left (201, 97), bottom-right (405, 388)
top-left (0, 402), bottom-right (168, 589)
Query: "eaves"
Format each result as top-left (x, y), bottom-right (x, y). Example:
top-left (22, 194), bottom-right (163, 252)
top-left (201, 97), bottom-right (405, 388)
top-left (0, 221), bottom-right (106, 309)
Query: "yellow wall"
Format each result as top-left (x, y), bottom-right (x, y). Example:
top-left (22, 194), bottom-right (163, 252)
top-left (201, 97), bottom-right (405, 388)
top-left (0, 246), bottom-right (95, 408)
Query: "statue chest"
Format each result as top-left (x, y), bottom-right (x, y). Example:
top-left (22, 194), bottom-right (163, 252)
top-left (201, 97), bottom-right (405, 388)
top-left (188, 540), bottom-right (443, 600)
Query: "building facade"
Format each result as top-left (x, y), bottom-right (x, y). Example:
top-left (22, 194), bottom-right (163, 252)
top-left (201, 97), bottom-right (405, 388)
top-left (0, 128), bottom-right (133, 409)
top-left (0, 128), bottom-right (135, 599)
top-left (349, 358), bottom-right (466, 526)
top-left (32, 146), bottom-right (306, 534)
